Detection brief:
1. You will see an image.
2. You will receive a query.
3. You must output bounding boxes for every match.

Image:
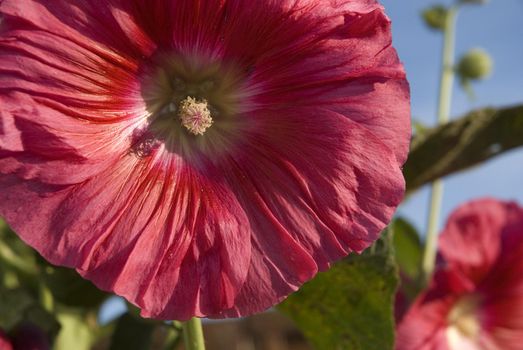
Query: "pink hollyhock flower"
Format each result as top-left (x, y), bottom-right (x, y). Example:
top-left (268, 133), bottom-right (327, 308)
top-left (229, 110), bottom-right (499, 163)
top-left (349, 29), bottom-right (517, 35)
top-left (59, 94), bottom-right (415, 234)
top-left (396, 199), bottom-right (523, 350)
top-left (0, 0), bottom-right (409, 319)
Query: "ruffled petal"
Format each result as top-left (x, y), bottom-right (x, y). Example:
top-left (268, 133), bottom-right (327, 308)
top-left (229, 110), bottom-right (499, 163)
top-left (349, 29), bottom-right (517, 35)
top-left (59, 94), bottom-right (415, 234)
top-left (397, 199), bottom-right (523, 350)
top-left (0, 93), bottom-right (141, 185)
top-left (0, 0), bottom-right (409, 320)
top-left (396, 270), bottom-right (465, 350)
top-left (217, 106), bottom-right (405, 317)
top-left (0, 152), bottom-right (252, 320)
top-left (0, 0), bottom-right (154, 59)
top-left (438, 199), bottom-right (522, 286)
top-left (234, 1), bottom-right (410, 164)
top-left (0, 1), bottom-right (150, 184)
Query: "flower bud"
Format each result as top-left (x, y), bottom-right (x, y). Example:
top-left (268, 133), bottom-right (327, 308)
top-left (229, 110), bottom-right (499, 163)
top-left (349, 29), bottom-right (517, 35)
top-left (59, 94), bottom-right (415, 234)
top-left (422, 5), bottom-right (448, 31)
top-left (457, 48), bottom-right (493, 80)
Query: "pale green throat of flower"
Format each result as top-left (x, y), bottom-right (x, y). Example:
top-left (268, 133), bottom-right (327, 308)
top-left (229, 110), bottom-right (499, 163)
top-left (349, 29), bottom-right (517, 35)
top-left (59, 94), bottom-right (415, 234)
top-left (446, 296), bottom-right (482, 349)
top-left (178, 96), bottom-right (213, 136)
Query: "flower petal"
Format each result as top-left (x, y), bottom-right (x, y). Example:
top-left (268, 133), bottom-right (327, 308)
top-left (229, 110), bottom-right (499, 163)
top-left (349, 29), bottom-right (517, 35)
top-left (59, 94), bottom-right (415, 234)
top-left (438, 199), bottom-right (523, 285)
top-left (0, 153), bottom-right (252, 320)
top-left (217, 106), bottom-right (405, 317)
top-left (236, 2), bottom-right (410, 164)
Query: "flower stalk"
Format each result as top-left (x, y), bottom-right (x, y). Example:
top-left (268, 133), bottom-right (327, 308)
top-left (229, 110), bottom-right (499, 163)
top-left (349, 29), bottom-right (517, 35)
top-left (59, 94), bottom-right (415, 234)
top-left (182, 318), bottom-right (206, 350)
top-left (422, 5), bottom-right (459, 282)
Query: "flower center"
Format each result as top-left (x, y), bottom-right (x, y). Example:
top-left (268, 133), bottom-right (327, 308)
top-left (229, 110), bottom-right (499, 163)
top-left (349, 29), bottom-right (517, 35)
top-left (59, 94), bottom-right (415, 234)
top-left (446, 296), bottom-right (482, 349)
top-left (178, 96), bottom-right (213, 135)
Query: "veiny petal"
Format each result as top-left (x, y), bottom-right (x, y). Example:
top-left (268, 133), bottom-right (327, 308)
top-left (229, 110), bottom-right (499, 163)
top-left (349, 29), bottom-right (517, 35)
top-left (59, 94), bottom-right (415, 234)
top-left (0, 0), bottom-right (155, 59)
top-left (217, 106), bottom-right (405, 317)
top-left (0, 93), bottom-right (140, 185)
top-left (235, 1), bottom-right (410, 164)
top-left (0, 152), bottom-right (252, 320)
top-left (0, 0), bottom-right (409, 319)
top-left (0, 1), bottom-right (150, 184)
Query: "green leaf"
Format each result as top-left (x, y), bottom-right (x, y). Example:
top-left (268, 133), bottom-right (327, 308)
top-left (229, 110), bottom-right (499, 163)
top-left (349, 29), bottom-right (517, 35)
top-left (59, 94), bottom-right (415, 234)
top-left (109, 313), bottom-right (156, 350)
top-left (0, 220), bottom-right (37, 278)
top-left (40, 264), bottom-right (109, 308)
top-left (404, 105), bottom-right (523, 193)
top-left (278, 231), bottom-right (398, 350)
top-left (54, 312), bottom-right (94, 350)
top-left (391, 218), bottom-right (422, 280)
top-left (0, 287), bottom-right (60, 340)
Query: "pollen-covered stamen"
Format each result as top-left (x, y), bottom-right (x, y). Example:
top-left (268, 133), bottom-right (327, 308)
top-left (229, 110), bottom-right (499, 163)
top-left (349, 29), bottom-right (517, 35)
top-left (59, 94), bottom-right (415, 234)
top-left (178, 96), bottom-right (213, 135)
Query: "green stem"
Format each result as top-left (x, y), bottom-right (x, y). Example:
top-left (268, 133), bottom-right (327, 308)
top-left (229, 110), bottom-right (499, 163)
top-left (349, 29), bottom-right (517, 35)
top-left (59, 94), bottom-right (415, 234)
top-left (421, 6), bottom-right (459, 282)
top-left (182, 318), bottom-right (205, 350)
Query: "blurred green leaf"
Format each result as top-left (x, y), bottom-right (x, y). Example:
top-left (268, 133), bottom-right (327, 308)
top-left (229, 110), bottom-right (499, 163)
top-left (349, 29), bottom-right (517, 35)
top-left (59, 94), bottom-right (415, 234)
top-left (412, 119), bottom-right (429, 137)
top-left (278, 230), bottom-right (398, 350)
top-left (109, 313), bottom-right (156, 350)
top-left (54, 311), bottom-right (94, 350)
top-left (0, 287), bottom-right (60, 340)
top-left (404, 105), bottom-right (523, 193)
top-left (391, 218), bottom-right (422, 280)
top-left (162, 323), bottom-right (183, 350)
top-left (40, 264), bottom-right (109, 308)
top-left (0, 220), bottom-right (37, 277)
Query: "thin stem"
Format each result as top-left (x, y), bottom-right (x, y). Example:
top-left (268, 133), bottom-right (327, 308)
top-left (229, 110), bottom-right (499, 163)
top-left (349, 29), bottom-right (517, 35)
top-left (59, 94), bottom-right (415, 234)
top-left (421, 6), bottom-right (459, 282)
top-left (182, 318), bottom-right (205, 350)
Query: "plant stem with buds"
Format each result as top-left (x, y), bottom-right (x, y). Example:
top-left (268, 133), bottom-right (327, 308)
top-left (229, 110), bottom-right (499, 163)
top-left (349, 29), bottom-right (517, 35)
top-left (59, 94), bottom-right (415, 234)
top-left (422, 5), bottom-right (459, 282)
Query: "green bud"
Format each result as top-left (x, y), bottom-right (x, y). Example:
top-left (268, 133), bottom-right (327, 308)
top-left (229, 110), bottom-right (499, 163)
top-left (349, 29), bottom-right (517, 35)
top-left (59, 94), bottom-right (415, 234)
top-left (422, 5), bottom-right (448, 31)
top-left (457, 48), bottom-right (493, 80)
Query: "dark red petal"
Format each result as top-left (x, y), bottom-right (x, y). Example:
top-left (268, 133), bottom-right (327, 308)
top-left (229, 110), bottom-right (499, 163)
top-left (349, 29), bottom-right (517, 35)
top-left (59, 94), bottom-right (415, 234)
top-left (0, 94), bottom-right (140, 185)
top-left (0, 0), bottom-right (154, 59)
top-left (237, 3), bottom-right (410, 165)
top-left (439, 199), bottom-right (523, 286)
top-left (0, 154), bottom-right (252, 320)
top-left (0, 1), bottom-right (149, 184)
top-left (216, 106), bottom-right (405, 317)
top-left (477, 204), bottom-right (523, 349)
top-left (395, 273), bottom-right (461, 350)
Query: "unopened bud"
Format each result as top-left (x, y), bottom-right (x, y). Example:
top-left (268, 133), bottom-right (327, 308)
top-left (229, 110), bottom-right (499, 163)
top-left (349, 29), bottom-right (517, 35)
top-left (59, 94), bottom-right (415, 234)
top-left (422, 5), bottom-right (448, 31)
top-left (457, 48), bottom-right (493, 81)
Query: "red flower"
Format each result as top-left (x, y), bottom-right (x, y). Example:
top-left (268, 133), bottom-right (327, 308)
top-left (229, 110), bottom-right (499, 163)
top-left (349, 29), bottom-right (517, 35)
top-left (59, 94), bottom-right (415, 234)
top-left (0, 0), bottom-right (409, 319)
top-left (396, 199), bottom-right (523, 350)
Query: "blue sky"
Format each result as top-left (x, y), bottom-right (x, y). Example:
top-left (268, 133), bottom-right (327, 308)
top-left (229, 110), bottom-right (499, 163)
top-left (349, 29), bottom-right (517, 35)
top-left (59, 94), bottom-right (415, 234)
top-left (380, 0), bottom-right (523, 234)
